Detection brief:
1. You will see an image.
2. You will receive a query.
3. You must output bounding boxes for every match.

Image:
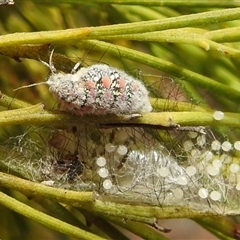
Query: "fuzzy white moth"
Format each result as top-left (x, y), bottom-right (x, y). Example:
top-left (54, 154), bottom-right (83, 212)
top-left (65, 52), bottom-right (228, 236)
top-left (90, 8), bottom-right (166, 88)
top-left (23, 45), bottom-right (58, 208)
top-left (47, 63), bottom-right (152, 115)
top-left (17, 50), bottom-right (152, 115)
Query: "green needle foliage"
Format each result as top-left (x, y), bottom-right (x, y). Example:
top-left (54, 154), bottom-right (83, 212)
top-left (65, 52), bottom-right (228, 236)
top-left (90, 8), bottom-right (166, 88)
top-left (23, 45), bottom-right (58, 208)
top-left (1, 1), bottom-right (240, 239)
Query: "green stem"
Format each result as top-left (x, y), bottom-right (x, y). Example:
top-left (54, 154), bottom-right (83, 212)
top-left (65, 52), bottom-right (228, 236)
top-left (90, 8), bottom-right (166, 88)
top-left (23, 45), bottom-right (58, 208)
top-left (1, 102), bottom-right (240, 128)
top-left (80, 209), bottom-right (131, 240)
top-left (194, 217), bottom-right (238, 240)
top-left (96, 30), bottom-right (240, 58)
top-left (0, 8), bottom-right (240, 47)
top-left (34, 198), bottom-right (89, 231)
top-left (0, 44), bottom-right (76, 72)
top-left (0, 92), bottom-right (32, 109)
top-left (109, 218), bottom-right (170, 240)
top-left (0, 172), bottom-right (94, 205)
top-left (0, 191), bottom-right (105, 240)
top-left (0, 172), bottom-right (217, 221)
top-left (30, 0), bottom-right (240, 7)
top-left (151, 98), bottom-right (210, 112)
top-left (205, 27), bottom-right (240, 43)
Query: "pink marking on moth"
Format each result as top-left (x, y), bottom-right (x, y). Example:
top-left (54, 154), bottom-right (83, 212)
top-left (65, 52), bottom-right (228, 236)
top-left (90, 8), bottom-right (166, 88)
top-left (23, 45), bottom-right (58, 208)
top-left (46, 63), bottom-right (152, 115)
top-left (119, 78), bottom-right (126, 89)
top-left (85, 81), bottom-right (96, 90)
top-left (102, 76), bottom-right (111, 88)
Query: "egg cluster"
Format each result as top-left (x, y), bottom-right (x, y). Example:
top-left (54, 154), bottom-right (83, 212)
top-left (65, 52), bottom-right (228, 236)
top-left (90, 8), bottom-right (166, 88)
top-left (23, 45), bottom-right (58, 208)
top-left (37, 121), bottom-right (239, 214)
top-left (181, 131), bottom-right (240, 206)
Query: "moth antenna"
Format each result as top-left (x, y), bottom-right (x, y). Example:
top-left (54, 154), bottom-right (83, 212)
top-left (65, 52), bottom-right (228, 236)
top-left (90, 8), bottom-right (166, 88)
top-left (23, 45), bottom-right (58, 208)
top-left (13, 82), bottom-right (48, 91)
top-left (71, 61), bottom-right (82, 74)
top-left (39, 48), bottom-right (57, 74)
top-left (49, 48), bottom-right (56, 74)
top-left (15, 48), bottom-right (57, 92)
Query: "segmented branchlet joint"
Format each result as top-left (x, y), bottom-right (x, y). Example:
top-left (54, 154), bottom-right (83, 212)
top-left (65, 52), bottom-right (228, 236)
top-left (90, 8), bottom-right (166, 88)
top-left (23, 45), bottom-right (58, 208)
top-left (44, 50), bottom-right (153, 115)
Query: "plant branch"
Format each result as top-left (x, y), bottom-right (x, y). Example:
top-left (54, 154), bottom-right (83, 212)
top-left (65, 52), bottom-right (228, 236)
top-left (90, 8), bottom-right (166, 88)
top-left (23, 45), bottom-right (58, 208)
top-left (0, 191), bottom-right (105, 240)
top-left (0, 172), bottom-right (218, 221)
top-left (0, 8), bottom-right (240, 47)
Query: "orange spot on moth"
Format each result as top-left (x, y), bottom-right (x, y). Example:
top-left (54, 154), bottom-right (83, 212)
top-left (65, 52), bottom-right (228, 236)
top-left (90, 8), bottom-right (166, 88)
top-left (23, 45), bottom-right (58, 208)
top-left (119, 78), bottom-right (125, 89)
top-left (102, 76), bottom-right (111, 88)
